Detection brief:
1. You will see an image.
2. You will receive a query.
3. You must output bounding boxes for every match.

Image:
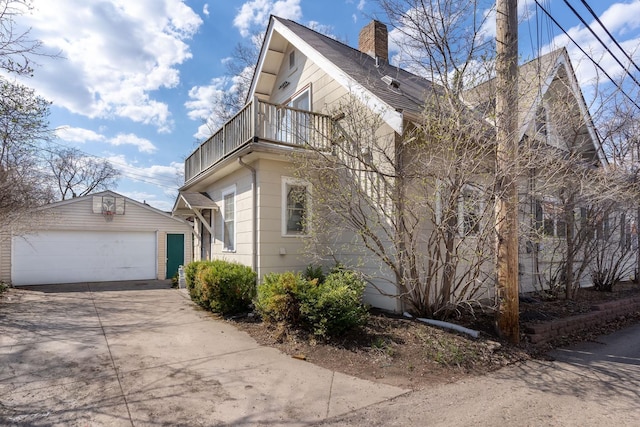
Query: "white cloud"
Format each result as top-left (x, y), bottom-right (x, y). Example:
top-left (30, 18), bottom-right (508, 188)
top-left (55, 126), bottom-right (157, 153)
top-left (110, 133), bottom-right (158, 153)
top-left (203, 3), bottom-right (210, 16)
top-left (185, 77), bottom-right (227, 122)
top-left (357, 0), bottom-right (365, 11)
top-left (55, 126), bottom-right (106, 143)
top-left (233, 0), bottom-right (302, 37)
top-left (21, 0), bottom-right (203, 132)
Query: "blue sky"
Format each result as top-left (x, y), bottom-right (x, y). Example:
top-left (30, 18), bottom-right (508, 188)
top-left (12, 0), bottom-right (640, 211)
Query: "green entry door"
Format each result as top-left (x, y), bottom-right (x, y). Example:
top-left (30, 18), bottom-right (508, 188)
top-left (166, 234), bottom-right (184, 279)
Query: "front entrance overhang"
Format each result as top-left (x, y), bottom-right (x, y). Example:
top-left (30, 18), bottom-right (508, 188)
top-left (172, 192), bottom-right (217, 235)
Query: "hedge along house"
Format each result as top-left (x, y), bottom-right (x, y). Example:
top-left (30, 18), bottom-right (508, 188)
top-left (1, 190), bottom-right (192, 286)
top-left (175, 16), bottom-right (609, 313)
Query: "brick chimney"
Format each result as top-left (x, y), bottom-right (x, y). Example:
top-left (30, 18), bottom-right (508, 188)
top-left (358, 20), bottom-right (388, 62)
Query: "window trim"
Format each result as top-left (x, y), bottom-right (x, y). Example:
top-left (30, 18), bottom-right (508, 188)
top-left (281, 177), bottom-right (311, 237)
top-left (222, 186), bottom-right (236, 252)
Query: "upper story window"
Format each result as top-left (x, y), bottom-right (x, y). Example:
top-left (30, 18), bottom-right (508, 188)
top-left (222, 187), bottom-right (236, 251)
top-left (282, 177), bottom-right (310, 236)
top-left (535, 105), bottom-right (547, 136)
top-left (277, 88), bottom-right (311, 143)
top-left (289, 50), bottom-right (295, 69)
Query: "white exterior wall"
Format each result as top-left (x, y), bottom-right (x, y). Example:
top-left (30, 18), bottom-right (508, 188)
top-left (204, 168), bottom-right (254, 267)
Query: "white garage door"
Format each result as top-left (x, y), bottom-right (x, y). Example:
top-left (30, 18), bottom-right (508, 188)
top-left (12, 231), bottom-right (156, 286)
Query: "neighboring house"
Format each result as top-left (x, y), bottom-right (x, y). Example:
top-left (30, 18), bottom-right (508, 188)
top-left (174, 16), bottom-right (609, 312)
top-left (1, 190), bottom-right (192, 286)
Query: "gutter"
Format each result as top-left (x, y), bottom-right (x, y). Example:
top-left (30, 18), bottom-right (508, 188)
top-left (238, 156), bottom-right (258, 275)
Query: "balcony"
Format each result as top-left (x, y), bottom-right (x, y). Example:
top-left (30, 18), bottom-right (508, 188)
top-left (184, 98), bottom-right (333, 182)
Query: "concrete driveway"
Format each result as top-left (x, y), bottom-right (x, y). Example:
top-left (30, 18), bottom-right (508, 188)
top-left (0, 281), bottom-right (407, 426)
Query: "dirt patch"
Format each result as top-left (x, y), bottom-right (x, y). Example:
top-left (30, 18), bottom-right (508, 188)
top-left (230, 282), bottom-right (640, 391)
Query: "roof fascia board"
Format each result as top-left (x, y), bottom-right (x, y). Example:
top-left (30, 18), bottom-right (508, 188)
top-left (246, 17), bottom-right (277, 104)
top-left (270, 19), bottom-right (404, 134)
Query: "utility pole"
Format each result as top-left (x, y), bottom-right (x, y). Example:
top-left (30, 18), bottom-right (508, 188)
top-left (495, 0), bottom-right (520, 343)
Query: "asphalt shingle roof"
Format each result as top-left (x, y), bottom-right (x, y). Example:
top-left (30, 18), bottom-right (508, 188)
top-left (277, 18), bottom-right (435, 117)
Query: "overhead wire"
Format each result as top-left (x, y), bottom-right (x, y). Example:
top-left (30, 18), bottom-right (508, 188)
top-left (578, 0), bottom-right (640, 75)
top-left (533, 0), bottom-right (640, 111)
top-left (40, 137), bottom-right (182, 190)
top-left (561, 0), bottom-right (640, 90)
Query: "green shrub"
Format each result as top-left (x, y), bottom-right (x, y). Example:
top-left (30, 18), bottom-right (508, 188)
top-left (255, 269), bottom-right (368, 337)
top-left (254, 272), bottom-right (310, 325)
top-left (301, 270), bottom-right (369, 337)
top-left (184, 260), bottom-right (257, 315)
top-left (304, 264), bottom-right (325, 284)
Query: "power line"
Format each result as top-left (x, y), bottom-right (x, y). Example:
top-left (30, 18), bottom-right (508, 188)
top-left (534, 0), bottom-right (640, 111)
top-left (579, 0), bottom-right (640, 75)
top-left (41, 138), bottom-right (182, 190)
top-left (562, 0), bottom-right (640, 90)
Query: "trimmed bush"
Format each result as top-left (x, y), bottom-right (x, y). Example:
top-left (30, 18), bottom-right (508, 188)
top-left (301, 270), bottom-right (369, 337)
top-left (184, 260), bottom-right (257, 315)
top-left (254, 272), bottom-right (310, 325)
top-left (255, 269), bottom-right (368, 337)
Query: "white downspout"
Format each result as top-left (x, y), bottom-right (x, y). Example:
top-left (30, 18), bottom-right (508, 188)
top-left (238, 156), bottom-right (257, 275)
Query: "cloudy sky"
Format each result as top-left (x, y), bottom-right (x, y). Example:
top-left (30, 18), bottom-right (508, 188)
top-left (12, 0), bottom-right (640, 210)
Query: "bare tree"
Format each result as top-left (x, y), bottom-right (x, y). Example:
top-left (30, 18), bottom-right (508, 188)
top-left (0, 78), bottom-right (54, 225)
top-left (45, 147), bottom-right (120, 200)
top-left (0, 0), bottom-right (43, 76)
top-left (204, 32), bottom-right (263, 134)
top-left (0, 0), bottom-right (57, 230)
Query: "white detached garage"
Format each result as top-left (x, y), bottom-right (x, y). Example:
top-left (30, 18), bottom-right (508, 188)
top-left (1, 191), bottom-right (193, 286)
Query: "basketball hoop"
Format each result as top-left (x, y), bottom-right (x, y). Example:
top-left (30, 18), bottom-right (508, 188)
top-left (103, 210), bottom-right (115, 221)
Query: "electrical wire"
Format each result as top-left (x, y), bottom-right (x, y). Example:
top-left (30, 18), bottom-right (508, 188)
top-left (579, 0), bottom-right (640, 75)
top-left (534, 0), bottom-right (640, 111)
top-left (39, 137), bottom-right (182, 190)
top-left (562, 0), bottom-right (640, 89)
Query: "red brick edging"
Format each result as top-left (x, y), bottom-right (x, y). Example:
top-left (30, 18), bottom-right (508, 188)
top-left (524, 296), bottom-right (640, 345)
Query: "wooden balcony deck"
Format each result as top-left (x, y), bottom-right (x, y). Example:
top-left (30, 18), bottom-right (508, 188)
top-left (184, 99), bottom-right (333, 182)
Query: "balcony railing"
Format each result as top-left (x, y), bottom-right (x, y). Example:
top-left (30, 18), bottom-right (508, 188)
top-left (185, 98), bottom-right (333, 182)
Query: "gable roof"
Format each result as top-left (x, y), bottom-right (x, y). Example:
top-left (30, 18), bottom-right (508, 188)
top-left (36, 190), bottom-right (184, 221)
top-left (463, 48), bottom-right (606, 165)
top-left (249, 16), bottom-right (438, 134)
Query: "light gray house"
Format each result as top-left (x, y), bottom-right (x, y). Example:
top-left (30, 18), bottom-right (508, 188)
top-left (174, 16), bottom-right (609, 312)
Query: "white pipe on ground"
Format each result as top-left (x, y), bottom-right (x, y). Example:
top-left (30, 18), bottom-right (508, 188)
top-left (403, 312), bottom-right (480, 339)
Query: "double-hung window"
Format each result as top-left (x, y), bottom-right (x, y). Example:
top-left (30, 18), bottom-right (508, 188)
top-left (222, 188), bottom-right (236, 251)
top-left (458, 187), bottom-right (482, 236)
top-left (536, 200), bottom-right (567, 238)
top-left (282, 177), bottom-right (310, 236)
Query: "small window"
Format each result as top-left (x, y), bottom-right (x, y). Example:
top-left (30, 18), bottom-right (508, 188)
top-left (459, 188), bottom-right (482, 236)
top-left (289, 50), bottom-right (295, 69)
top-left (222, 189), bottom-right (235, 251)
top-left (535, 105), bottom-right (547, 136)
top-left (537, 200), bottom-right (567, 238)
top-left (282, 178), bottom-right (310, 236)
